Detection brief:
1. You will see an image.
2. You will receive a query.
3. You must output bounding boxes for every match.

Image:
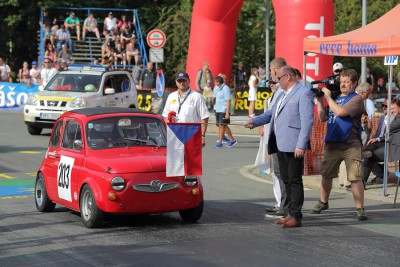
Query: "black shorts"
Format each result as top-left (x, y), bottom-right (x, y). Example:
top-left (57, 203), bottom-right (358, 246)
top-left (215, 112), bottom-right (230, 126)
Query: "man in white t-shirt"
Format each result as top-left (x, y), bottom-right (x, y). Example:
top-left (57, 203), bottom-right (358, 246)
top-left (39, 58), bottom-right (58, 89)
top-left (29, 61), bottom-right (41, 85)
top-left (162, 71), bottom-right (210, 147)
top-left (0, 58), bottom-right (12, 82)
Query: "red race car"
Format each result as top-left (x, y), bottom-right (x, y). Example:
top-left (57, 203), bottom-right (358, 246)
top-left (34, 107), bottom-right (203, 228)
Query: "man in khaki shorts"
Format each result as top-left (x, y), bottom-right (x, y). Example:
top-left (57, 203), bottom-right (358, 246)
top-left (312, 69), bottom-right (367, 220)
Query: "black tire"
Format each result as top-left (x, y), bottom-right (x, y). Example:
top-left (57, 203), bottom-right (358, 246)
top-left (179, 201), bottom-right (204, 223)
top-left (27, 125), bottom-right (42, 135)
top-left (35, 173), bottom-right (56, 212)
top-left (80, 184), bottom-right (104, 228)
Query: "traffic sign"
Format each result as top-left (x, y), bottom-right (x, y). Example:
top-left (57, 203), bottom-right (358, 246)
top-left (384, 56), bottom-right (398, 65)
top-left (156, 70), bottom-right (165, 97)
top-left (147, 29), bottom-right (166, 49)
top-left (149, 48), bottom-right (164, 63)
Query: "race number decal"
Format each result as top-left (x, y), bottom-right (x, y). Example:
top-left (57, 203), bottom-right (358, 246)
top-left (57, 156), bottom-right (75, 202)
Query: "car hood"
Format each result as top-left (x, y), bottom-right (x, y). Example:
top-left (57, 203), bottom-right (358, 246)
top-left (35, 90), bottom-right (96, 100)
top-left (85, 148), bottom-right (166, 173)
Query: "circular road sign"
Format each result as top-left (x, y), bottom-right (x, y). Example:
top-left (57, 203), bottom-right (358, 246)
top-left (147, 29), bottom-right (166, 49)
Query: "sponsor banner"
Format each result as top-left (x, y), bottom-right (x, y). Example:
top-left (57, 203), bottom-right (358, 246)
top-left (0, 82), bottom-right (39, 109)
top-left (234, 87), bottom-right (273, 116)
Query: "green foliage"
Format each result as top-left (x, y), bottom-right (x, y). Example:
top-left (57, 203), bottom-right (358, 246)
top-left (1, 0), bottom-right (400, 85)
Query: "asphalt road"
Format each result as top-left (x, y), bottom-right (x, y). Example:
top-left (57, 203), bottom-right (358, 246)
top-left (1, 110), bottom-right (400, 267)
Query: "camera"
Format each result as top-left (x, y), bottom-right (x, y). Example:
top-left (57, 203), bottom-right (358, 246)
top-left (310, 74), bottom-right (341, 98)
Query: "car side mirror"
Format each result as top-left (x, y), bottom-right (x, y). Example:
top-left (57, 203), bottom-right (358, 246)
top-left (105, 88), bottom-right (115, 95)
top-left (74, 140), bottom-right (84, 150)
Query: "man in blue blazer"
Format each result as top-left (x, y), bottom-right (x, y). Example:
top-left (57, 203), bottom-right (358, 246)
top-left (244, 66), bottom-right (315, 227)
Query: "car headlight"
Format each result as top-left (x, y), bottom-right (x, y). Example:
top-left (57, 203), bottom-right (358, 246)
top-left (184, 175), bottom-right (198, 187)
top-left (111, 176), bottom-right (125, 191)
top-left (25, 94), bottom-right (37, 106)
top-left (69, 97), bottom-right (86, 108)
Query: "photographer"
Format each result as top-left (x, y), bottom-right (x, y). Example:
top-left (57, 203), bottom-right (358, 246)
top-left (312, 69), bottom-right (367, 221)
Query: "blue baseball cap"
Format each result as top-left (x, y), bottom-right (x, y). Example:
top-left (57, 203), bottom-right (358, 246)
top-left (32, 61), bottom-right (38, 65)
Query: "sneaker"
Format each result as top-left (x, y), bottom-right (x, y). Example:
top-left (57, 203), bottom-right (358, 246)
top-left (222, 135), bottom-right (230, 143)
top-left (214, 142), bottom-right (223, 148)
top-left (226, 140), bottom-right (237, 148)
top-left (357, 208), bottom-right (368, 220)
top-left (265, 207), bottom-right (279, 213)
top-left (265, 213), bottom-right (285, 219)
top-left (311, 200), bottom-right (329, 214)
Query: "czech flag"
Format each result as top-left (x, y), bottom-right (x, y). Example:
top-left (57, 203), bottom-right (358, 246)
top-left (166, 123), bottom-right (202, 177)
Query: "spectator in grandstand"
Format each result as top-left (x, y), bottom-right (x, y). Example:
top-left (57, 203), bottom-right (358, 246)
top-left (139, 62), bottom-right (156, 90)
top-left (64, 12), bottom-right (81, 41)
top-left (120, 28), bottom-right (135, 48)
top-left (18, 61), bottom-right (31, 85)
top-left (103, 12), bottom-right (117, 38)
top-left (0, 57), bottom-right (12, 82)
top-left (114, 42), bottom-right (126, 69)
top-left (40, 9), bottom-right (58, 32)
top-left (82, 13), bottom-right (101, 42)
top-left (43, 24), bottom-right (55, 46)
top-left (105, 27), bottom-right (119, 48)
top-left (312, 69), bottom-right (367, 221)
top-left (93, 58), bottom-right (100, 65)
top-left (39, 58), bottom-right (58, 88)
top-left (196, 62), bottom-right (214, 93)
top-left (45, 43), bottom-right (57, 63)
top-left (117, 14), bottom-right (132, 32)
top-left (132, 59), bottom-right (143, 88)
top-left (101, 44), bottom-right (114, 68)
top-left (126, 39), bottom-right (140, 66)
top-left (29, 61), bottom-right (40, 85)
top-left (58, 44), bottom-right (73, 64)
top-left (59, 60), bottom-right (68, 71)
top-left (55, 25), bottom-right (73, 53)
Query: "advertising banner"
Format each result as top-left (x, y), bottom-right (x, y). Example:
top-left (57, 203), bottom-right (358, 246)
top-left (0, 82), bottom-right (39, 109)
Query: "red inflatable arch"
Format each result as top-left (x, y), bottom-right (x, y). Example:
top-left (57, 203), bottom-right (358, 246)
top-left (186, 0), bottom-right (334, 88)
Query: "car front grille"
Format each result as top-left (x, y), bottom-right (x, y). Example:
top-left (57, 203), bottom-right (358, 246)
top-left (39, 100), bottom-right (68, 107)
top-left (132, 182), bottom-right (179, 193)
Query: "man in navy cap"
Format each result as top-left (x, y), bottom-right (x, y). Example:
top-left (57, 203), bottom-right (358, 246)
top-left (162, 70), bottom-right (210, 146)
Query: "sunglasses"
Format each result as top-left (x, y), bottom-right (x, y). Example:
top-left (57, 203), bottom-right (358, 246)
top-left (277, 74), bottom-right (288, 81)
top-left (176, 79), bottom-right (187, 83)
top-left (44, 61), bottom-right (50, 63)
top-left (382, 104), bottom-right (388, 108)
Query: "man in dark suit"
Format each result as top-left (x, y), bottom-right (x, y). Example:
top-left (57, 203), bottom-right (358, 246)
top-left (244, 66), bottom-right (315, 228)
top-left (362, 98), bottom-right (393, 184)
top-left (363, 99), bottom-right (400, 184)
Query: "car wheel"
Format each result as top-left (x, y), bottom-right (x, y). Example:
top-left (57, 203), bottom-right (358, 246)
top-left (35, 173), bottom-right (56, 212)
top-left (179, 201), bottom-right (204, 223)
top-left (80, 184), bottom-right (104, 228)
top-left (27, 125), bottom-right (42, 135)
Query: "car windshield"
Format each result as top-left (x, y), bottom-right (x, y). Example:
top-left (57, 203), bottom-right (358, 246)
top-left (46, 74), bottom-right (101, 92)
top-left (86, 116), bottom-right (167, 150)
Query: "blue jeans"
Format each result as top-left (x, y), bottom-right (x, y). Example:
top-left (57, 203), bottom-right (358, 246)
top-left (56, 39), bottom-right (73, 53)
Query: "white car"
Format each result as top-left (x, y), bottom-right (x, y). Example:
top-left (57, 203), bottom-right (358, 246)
top-left (24, 66), bottom-right (138, 135)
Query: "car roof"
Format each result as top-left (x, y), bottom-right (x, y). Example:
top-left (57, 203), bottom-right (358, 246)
top-left (69, 107), bottom-right (154, 117)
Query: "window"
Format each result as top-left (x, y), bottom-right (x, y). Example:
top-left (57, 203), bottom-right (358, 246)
top-left (113, 74), bottom-right (130, 93)
top-left (50, 120), bottom-right (63, 147)
top-left (62, 120), bottom-right (82, 150)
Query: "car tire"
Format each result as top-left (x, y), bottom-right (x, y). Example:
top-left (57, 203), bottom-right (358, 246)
top-left (27, 125), bottom-right (42, 135)
top-left (80, 184), bottom-right (104, 228)
top-left (179, 201), bottom-right (204, 223)
top-left (35, 173), bottom-right (56, 212)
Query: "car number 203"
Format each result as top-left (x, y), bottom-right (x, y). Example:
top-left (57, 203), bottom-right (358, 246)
top-left (57, 156), bottom-right (75, 202)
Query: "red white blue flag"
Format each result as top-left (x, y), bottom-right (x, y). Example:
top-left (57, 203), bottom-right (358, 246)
top-left (166, 123), bottom-right (202, 177)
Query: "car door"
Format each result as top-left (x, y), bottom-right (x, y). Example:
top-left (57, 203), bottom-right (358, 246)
top-left (57, 119), bottom-right (84, 209)
top-left (112, 73), bottom-right (132, 107)
top-left (103, 76), bottom-right (119, 107)
top-left (43, 119), bottom-right (63, 200)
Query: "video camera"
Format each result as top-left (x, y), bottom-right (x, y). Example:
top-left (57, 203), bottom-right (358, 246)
top-left (310, 74), bottom-right (341, 98)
